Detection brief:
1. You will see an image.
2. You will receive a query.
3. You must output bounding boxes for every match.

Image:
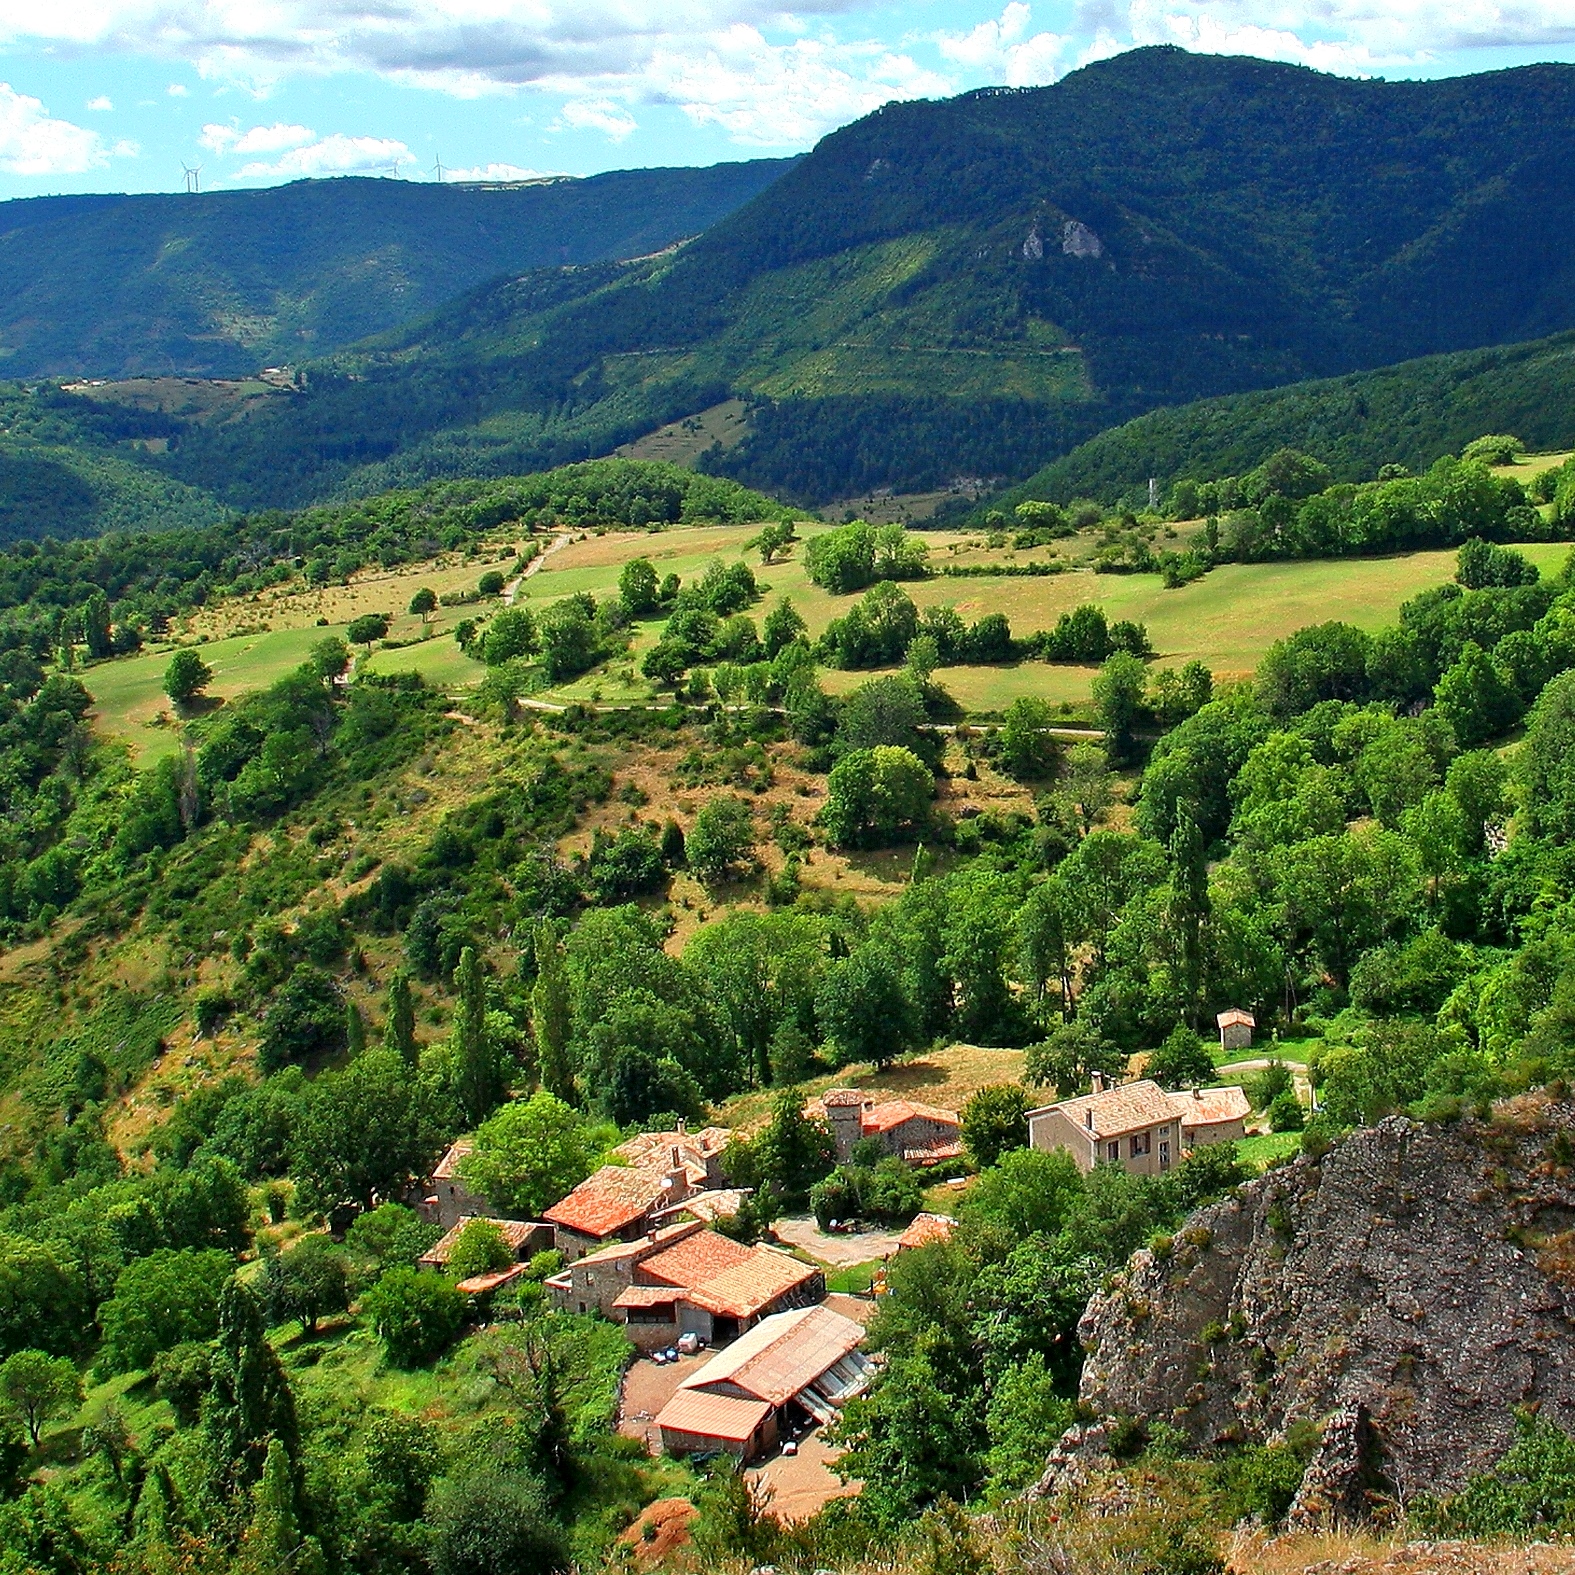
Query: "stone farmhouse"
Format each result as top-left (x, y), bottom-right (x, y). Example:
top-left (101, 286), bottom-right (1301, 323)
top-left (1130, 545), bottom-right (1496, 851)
top-left (547, 1219), bottom-right (823, 1349)
top-left (1028, 1076), bottom-right (1250, 1176)
top-left (815, 1089), bottom-right (964, 1165)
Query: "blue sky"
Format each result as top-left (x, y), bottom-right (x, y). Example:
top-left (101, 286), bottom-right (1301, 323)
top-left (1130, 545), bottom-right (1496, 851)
top-left (0, 0), bottom-right (1573, 199)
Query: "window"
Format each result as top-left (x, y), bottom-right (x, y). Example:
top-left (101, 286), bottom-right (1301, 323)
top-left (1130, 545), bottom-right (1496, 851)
top-left (625, 1306), bottom-right (676, 1326)
top-left (1130, 1130), bottom-right (1151, 1158)
top-left (1159, 1140), bottom-right (1171, 1171)
top-left (1106, 1141), bottom-right (1120, 1162)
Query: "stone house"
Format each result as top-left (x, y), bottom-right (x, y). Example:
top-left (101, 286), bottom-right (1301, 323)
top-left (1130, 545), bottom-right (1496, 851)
top-left (610, 1123), bottom-right (732, 1188)
top-left (1029, 1076), bottom-right (1252, 1176)
top-left (420, 1140), bottom-right (494, 1229)
top-left (818, 1090), bottom-right (964, 1165)
top-left (1217, 1008), bottom-right (1256, 1054)
top-left (543, 1162), bottom-right (695, 1261)
top-left (547, 1219), bottom-right (823, 1349)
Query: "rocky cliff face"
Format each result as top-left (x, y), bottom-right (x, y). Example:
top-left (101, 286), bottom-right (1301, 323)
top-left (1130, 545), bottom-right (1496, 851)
top-left (1075, 1101), bottom-right (1575, 1500)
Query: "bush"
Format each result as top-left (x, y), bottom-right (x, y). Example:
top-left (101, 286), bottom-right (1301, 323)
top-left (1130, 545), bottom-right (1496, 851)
top-left (960, 1084), bottom-right (1029, 1170)
top-left (1440, 1413), bottom-right (1575, 1534)
top-left (1145, 1026), bottom-right (1215, 1089)
top-left (1268, 1089), bottom-right (1305, 1132)
top-left (163, 648), bottom-right (212, 706)
top-left (445, 1220), bottom-right (512, 1281)
top-left (96, 1249), bottom-right (233, 1375)
top-left (361, 1268), bottom-right (468, 1367)
top-left (428, 1465), bottom-right (569, 1575)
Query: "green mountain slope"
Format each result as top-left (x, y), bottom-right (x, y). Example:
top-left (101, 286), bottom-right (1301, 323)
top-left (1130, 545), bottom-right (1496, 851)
top-left (129, 46), bottom-right (1575, 509)
top-left (997, 331), bottom-right (1575, 508)
top-left (0, 161), bottom-right (793, 379)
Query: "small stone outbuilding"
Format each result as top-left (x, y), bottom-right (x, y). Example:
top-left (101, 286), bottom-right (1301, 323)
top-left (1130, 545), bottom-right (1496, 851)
top-left (1216, 1008), bottom-right (1255, 1054)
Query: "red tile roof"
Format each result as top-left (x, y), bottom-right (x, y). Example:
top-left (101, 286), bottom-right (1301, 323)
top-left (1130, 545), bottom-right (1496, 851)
top-left (655, 1388), bottom-right (772, 1443)
top-left (897, 1213), bottom-right (958, 1251)
top-left (572, 1219), bottom-right (705, 1267)
top-left (613, 1284), bottom-right (683, 1310)
top-left (544, 1166), bottom-right (670, 1239)
top-left (1171, 1085), bottom-right (1252, 1127)
top-left (1216, 1009), bottom-right (1256, 1028)
top-left (862, 1099), bottom-right (961, 1135)
top-left (638, 1231), bottom-right (755, 1289)
top-left (433, 1140), bottom-right (474, 1180)
top-left (683, 1248), bottom-right (819, 1321)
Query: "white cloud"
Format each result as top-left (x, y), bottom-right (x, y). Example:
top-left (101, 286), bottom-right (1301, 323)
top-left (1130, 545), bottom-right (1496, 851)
top-left (166, 82), bottom-right (189, 96)
top-left (201, 120), bottom-right (314, 155)
top-left (643, 26), bottom-right (951, 146)
top-left (0, 82), bottom-right (131, 174)
top-left (938, 3), bottom-right (1067, 87)
top-left (556, 97), bottom-right (638, 141)
top-left (440, 161), bottom-right (564, 181)
top-left (86, 95), bottom-right (113, 111)
top-left (235, 131), bottom-right (416, 178)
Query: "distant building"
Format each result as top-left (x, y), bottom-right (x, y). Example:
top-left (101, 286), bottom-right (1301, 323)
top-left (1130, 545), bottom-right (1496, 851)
top-left (421, 1141), bottom-right (494, 1229)
top-left (894, 1213), bottom-right (958, 1253)
top-left (654, 1305), bottom-right (874, 1459)
top-left (1217, 1008), bottom-right (1256, 1054)
top-left (1028, 1076), bottom-right (1252, 1175)
top-left (815, 1090), bottom-right (964, 1166)
top-left (548, 1218), bottom-right (823, 1349)
top-left (418, 1216), bottom-right (556, 1293)
top-left (611, 1122), bottom-right (732, 1188)
top-left (544, 1162), bottom-right (695, 1261)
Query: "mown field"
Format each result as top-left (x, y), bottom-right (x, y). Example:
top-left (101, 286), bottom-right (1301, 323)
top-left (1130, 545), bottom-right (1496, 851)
top-left (82, 517), bottom-right (1574, 759)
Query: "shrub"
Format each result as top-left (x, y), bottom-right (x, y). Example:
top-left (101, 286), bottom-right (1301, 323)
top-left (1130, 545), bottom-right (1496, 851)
top-left (1268, 1089), bottom-right (1305, 1132)
top-left (362, 1268), bottom-right (468, 1367)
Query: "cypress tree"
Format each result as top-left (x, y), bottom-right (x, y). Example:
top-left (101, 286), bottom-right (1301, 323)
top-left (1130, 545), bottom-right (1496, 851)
top-left (345, 1003), bottom-right (366, 1057)
top-left (383, 969), bottom-right (417, 1066)
top-left (530, 923), bottom-right (573, 1103)
top-left (202, 1279), bottom-right (300, 1510)
top-left (453, 946), bottom-right (502, 1126)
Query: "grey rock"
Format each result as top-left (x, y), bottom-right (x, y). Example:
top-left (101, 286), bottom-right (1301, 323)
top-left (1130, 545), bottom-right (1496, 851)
top-left (1076, 1108), bottom-right (1575, 1502)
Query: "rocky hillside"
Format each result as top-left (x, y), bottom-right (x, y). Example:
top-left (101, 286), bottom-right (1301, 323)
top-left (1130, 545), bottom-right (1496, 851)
top-left (1074, 1100), bottom-right (1575, 1503)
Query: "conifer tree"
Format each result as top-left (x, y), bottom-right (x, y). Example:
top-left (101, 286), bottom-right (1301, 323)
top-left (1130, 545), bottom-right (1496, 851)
top-left (530, 923), bottom-right (574, 1103)
top-left (383, 969), bottom-right (416, 1066)
top-left (453, 946), bottom-right (503, 1126)
top-left (202, 1280), bottom-right (300, 1509)
top-left (345, 1003), bottom-right (366, 1057)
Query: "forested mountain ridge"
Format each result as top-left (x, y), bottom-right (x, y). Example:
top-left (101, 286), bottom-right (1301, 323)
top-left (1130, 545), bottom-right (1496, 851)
top-left (122, 46), bottom-right (1575, 510)
top-left (0, 160), bottom-right (794, 380)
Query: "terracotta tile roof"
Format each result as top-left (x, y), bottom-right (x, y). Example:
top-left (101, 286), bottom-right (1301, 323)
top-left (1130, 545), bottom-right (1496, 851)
top-left (683, 1248), bottom-right (819, 1321)
top-left (654, 1188), bottom-right (752, 1225)
top-left (433, 1140), bottom-right (474, 1180)
top-left (902, 1139), bottom-right (965, 1165)
top-left (638, 1230), bottom-right (755, 1288)
top-left (680, 1305), bottom-right (865, 1407)
top-left (1030, 1078), bottom-right (1181, 1141)
top-left (1170, 1085), bottom-right (1252, 1127)
top-left (456, 1265), bottom-right (527, 1294)
top-left (571, 1220), bottom-right (704, 1268)
top-left (863, 1099), bottom-right (961, 1135)
top-left (655, 1388), bottom-right (772, 1443)
top-left (419, 1216), bottom-right (541, 1267)
top-left (897, 1213), bottom-right (958, 1251)
top-left (821, 1088), bottom-right (869, 1108)
top-left (613, 1284), bottom-right (683, 1310)
top-left (1216, 1009), bottom-right (1256, 1028)
top-left (544, 1165), bottom-right (671, 1239)
top-left (612, 1127), bottom-right (732, 1173)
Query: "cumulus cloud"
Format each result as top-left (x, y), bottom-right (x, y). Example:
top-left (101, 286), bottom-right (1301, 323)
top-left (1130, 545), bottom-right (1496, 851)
top-left (938, 3), bottom-right (1067, 87)
top-left (86, 95), bottom-right (113, 110)
top-left (556, 98), bottom-right (638, 141)
top-left (200, 121), bottom-right (315, 156)
top-left (0, 82), bottom-right (132, 174)
top-left (235, 131), bottom-right (417, 178)
top-left (440, 161), bottom-right (565, 181)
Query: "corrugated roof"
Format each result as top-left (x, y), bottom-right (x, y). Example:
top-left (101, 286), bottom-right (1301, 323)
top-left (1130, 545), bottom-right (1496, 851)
top-left (680, 1305), bottom-right (866, 1407)
top-left (639, 1230), bottom-right (755, 1289)
top-left (683, 1247), bottom-right (819, 1320)
top-left (655, 1388), bottom-right (772, 1443)
top-left (1030, 1078), bottom-right (1180, 1140)
top-left (544, 1165), bottom-right (670, 1239)
top-left (1171, 1085), bottom-right (1252, 1126)
top-left (863, 1099), bottom-right (960, 1135)
top-left (897, 1213), bottom-right (958, 1251)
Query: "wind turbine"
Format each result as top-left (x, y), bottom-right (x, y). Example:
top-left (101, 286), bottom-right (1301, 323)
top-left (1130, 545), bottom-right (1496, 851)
top-left (431, 155), bottom-right (445, 183)
top-left (181, 162), bottom-right (201, 194)
top-left (389, 155), bottom-right (405, 179)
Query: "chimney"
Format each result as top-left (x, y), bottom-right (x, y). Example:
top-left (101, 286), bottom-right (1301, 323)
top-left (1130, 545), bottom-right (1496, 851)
top-left (1091, 1071), bottom-right (1106, 1095)
top-left (1193, 1087), bottom-right (1202, 1100)
top-left (670, 1145), bottom-right (681, 1169)
top-left (677, 1118), bottom-right (687, 1137)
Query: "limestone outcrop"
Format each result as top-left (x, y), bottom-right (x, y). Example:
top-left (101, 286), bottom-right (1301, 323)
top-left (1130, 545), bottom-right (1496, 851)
top-left (1072, 1101), bottom-right (1575, 1501)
